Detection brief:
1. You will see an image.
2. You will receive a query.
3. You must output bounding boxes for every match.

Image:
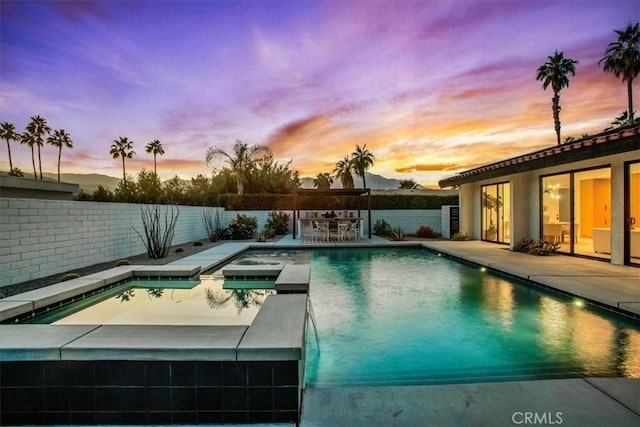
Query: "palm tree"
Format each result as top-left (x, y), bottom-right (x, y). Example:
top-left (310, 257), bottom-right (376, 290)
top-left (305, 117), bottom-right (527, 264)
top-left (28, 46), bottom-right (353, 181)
top-left (599, 22), bottom-right (640, 125)
top-left (145, 139), bottom-right (165, 175)
top-left (333, 156), bottom-right (354, 189)
top-left (0, 122), bottom-right (19, 173)
top-left (25, 115), bottom-right (51, 179)
top-left (110, 137), bottom-right (135, 184)
top-left (351, 144), bottom-right (375, 188)
top-left (20, 131), bottom-right (37, 179)
top-left (399, 179), bottom-right (418, 189)
top-left (47, 129), bottom-right (73, 182)
top-left (536, 51), bottom-right (578, 145)
top-left (313, 173), bottom-right (333, 190)
top-left (205, 140), bottom-right (270, 195)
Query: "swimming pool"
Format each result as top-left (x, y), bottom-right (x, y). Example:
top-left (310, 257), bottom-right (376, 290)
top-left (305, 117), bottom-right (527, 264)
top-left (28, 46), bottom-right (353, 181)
top-left (304, 247), bottom-right (640, 387)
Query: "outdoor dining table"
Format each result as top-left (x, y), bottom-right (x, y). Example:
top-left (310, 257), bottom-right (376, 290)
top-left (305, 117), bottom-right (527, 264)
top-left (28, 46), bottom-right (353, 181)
top-left (297, 217), bottom-right (363, 241)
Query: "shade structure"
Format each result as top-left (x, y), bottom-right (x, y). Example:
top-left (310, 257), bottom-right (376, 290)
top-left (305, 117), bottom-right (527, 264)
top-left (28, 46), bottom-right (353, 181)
top-left (292, 188), bottom-right (372, 239)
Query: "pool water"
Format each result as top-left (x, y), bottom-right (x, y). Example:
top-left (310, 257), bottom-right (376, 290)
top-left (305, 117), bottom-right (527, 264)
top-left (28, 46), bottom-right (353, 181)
top-left (304, 247), bottom-right (640, 387)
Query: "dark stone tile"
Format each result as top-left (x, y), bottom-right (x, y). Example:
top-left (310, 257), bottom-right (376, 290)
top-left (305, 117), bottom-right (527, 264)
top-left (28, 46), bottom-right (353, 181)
top-left (274, 409), bottom-right (299, 423)
top-left (222, 387), bottom-right (247, 411)
top-left (146, 387), bottom-right (171, 411)
top-left (44, 411), bottom-right (70, 425)
top-left (171, 361), bottom-right (196, 386)
top-left (172, 411), bottom-right (197, 424)
top-left (67, 361), bottom-right (95, 385)
top-left (44, 387), bottom-right (69, 411)
top-left (70, 412), bottom-right (96, 424)
top-left (171, 387), bottom-right (196, 411)
top-left (122, 411), bottom-right (147, 424)
top-left (274, 386), bottom-right (298, 411)
top-left (43, 362), bottom-right (68, 386)
top-left (147, 411), bottom-right (172, 424)
top-left (223, 410), bottom-right (248, 424)
top-left (95, 411), bottom-right (122, 424)
top-left (96, 387), bottom-right (144, 411)
top-left (68, 387), bottom-right (95, 411)
top-left (0, 387), bottom-right (18, 412)
top-left (249, 410), bottom-right (275, 423)
top-left (248, 363), bottom-right (273, 386)
top-left (95, 361), bottom-right (144, 386)
top-left (145, 362), bottom-right (170, 386)
top-left (196, 362), bottom-right (223, 386)
top-left (198, 410), bottom-right (223, 423)
top-left (273, 361), bottom-right (298, 386)
top-left (197, 387), bottom-right (223, 411)
top-left (18, 387), bottom-right (45, 412)
top-left (12, 411), bottom-right (46, 425)
top-left (248, 387), bottom-right (273, 410)
top-left (1, 362), bottom-right (44, 386)
top-left (223, 362), bottom-right (247, 386)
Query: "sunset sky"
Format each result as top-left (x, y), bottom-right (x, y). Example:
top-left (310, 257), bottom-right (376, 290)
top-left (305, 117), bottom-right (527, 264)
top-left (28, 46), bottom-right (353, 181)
top-left (1, 0), bottom-right (637, 187)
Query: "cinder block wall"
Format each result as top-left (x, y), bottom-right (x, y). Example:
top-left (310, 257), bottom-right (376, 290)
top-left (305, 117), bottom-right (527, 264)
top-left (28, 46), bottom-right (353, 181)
top-left (0, 201), bottom-right (448, 287)
top-left (0, 198), bottom-right (222, 287)
top-left (370, 210), bottom-right (442, 235)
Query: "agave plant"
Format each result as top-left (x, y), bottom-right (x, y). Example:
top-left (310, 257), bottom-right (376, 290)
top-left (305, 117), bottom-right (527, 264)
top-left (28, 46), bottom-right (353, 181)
top-left (391, 227), bottom-right (407, 241)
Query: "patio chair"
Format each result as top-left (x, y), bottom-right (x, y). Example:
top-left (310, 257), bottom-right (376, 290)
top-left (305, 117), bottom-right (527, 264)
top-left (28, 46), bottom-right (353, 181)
top-left (348, 219), bottom-right (360, 241)
top-left (311, 220), bottom-right (327, 242)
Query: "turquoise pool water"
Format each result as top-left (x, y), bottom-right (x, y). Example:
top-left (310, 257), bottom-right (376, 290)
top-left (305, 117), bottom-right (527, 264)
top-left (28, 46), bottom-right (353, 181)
top-left (304, 247), bottom-right (640, 387)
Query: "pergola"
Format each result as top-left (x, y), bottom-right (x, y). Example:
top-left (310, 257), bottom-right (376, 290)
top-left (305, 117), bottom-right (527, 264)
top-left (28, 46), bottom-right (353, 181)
top-left (291, 188), bottom-right (372, 239)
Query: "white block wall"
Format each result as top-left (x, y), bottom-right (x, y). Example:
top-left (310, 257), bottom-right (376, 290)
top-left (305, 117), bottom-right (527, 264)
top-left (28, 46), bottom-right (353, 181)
top-left (0, 202), bottom-right (448, 287)
top-left (0, 198), bottom-right (222, 287)
top-left (369, 209), bottom-right (442, 235)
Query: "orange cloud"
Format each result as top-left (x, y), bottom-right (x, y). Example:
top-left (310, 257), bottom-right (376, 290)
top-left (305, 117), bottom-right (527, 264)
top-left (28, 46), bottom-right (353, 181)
top-left (395, 163), bottom-right (462, 173)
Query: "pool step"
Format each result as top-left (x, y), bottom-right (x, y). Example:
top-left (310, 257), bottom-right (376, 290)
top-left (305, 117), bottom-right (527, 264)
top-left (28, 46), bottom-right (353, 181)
top-left (275, 264), bottom-right (311, 293)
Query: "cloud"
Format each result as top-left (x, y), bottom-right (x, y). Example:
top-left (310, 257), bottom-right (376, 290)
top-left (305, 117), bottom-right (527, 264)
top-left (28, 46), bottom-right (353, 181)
top-left (395, 163), bottom-right (462, 173)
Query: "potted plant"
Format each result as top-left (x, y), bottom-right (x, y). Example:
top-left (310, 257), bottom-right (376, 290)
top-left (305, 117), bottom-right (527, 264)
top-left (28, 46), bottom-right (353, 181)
top-left (482, 192), bottom-right (502, 240)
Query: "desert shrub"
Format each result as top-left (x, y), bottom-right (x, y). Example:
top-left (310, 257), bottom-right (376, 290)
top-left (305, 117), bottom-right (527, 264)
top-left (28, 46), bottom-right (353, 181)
top-left (255, 230), bottom-right (272, 242)
top-left (132, 204), bottom-right (179, 259)
top-left (514, 239), bottom-right (559, 256)
top-left (451, 232), bottom-right (469, 241)
top-left (61, 272), bottom-right (80, 281)
top-left (193, 240), bottom-right (204, 247)
top-left (265, 210), bottom-right (290, 235)
top-left (175, 247), bottom-right (184, 253)
top-left (115, 259), bottom-right (130, 266)
top-left (390, 227), bottom-right (407, 241)
top-left (229, 213), bottom-right (258, 240)
top-left (0, 291), bottom-right (5, 299)
top-left (416, 225), bottom-right (440, 238)
top-left (201, 208), bottom-right (224, 242)
top-left (373, 219), bottom-right (393, 236)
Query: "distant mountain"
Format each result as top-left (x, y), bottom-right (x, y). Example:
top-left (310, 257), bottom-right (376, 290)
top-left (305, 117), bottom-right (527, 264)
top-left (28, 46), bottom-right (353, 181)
top-left (300, 172), bottom-right (407, 190)
top-left (42, 173), bottom-right (121, 193)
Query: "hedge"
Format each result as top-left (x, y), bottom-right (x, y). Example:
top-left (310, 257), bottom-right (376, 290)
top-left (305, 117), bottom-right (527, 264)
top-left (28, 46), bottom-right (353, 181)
top-left (212, 193), bottom-right (458, 210)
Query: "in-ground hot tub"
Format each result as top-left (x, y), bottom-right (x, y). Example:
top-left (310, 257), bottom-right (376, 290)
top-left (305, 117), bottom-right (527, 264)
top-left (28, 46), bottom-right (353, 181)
top-left (0, 263), bottom-right (310, 425)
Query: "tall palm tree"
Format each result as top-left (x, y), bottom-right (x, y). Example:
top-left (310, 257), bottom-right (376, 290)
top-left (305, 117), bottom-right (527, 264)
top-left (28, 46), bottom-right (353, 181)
top-left (333, 156), bottom-right (354, 189)
top-left (599, 22), bottom-right (640, 125)
top-left (313, 173), bottom-right (333, 190)
top-left (0, 121), bottom-right (19, 173)
top-left (110, 137), bottom-right (135, 184)
top-left (47, 129), bottom-right (73, 182)
top-left (351, 144), bottom-right (375, 188)
top-left (25, 115), bottom-right (51, 179)
top-left (20, 131), bottom-right (37, 179)
top-left (536, 51), bottom-right (578, 145)
top-left (145, 139), bottom-right (165, 175)
top-left (205, 140), bottom-right (270, 195)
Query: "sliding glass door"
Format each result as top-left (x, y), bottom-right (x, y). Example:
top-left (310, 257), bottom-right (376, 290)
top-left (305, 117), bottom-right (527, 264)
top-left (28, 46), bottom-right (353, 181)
top-left (627, 161), bottom-right (640, 266)
top-left (541, 167), bottom-right (611, 260)
top-left (481, 182), bottom-right (510, 243)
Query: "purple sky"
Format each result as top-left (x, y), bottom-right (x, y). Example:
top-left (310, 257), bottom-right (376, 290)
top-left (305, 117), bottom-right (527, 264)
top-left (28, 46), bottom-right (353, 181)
top-left (1, 0), bottom-right (637, 187)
